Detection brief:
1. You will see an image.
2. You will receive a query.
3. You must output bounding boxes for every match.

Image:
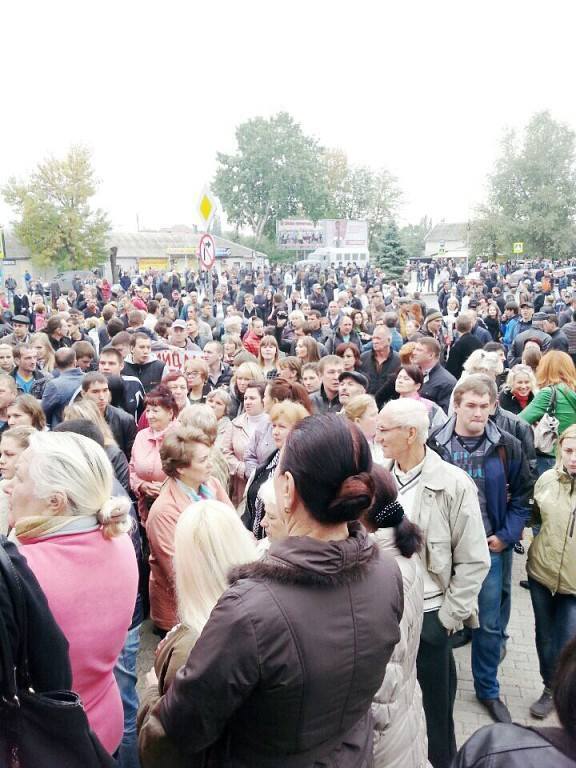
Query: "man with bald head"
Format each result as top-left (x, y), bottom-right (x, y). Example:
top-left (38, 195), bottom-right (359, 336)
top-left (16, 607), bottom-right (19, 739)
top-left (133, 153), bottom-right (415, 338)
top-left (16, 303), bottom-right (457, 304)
top-left (359, 325), bottom-right (400, 395)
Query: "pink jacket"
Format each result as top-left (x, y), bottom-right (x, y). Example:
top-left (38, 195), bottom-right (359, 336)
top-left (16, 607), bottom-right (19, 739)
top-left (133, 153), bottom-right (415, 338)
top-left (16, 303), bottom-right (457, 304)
top-left (129, 424), bottom-right (174, 522)
top-left (147, 477), bottom-right (234, 631)
top-left (20, 529), bottom-right (138, 754)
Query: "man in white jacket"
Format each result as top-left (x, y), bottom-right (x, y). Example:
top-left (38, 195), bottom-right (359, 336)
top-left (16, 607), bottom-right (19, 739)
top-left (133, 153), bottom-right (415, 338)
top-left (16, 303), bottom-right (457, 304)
top-left (376, 399), bottom-right (490, 768)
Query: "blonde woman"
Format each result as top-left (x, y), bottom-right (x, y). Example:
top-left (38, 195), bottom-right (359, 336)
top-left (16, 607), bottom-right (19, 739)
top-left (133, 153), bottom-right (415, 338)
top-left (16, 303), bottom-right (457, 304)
top-left (222, 381), bottom-right (268, 507)
top-left (242, 399), bottom-right (309, 539)
top-left (8, 432), bottom-right (138, 755)
top-left (64, 397), bottom-right (130, 492)
top-left (0, 426), bottom-right (34, 534)
top-left (205, 388), bottom-right (232, 447)
top-left (526, 424), bottom-right (576, 718)
top-left (342, 394), bottom-right (382, 463)
top-left (228, 361), bottom-right (265, 419)
top-left (138, 500), bottom-right (258, 766)
top-left (499, 364), bottom-right (537, 415)
top-left (7, 394), bottom-right (46, 430)
top-left (30, 332), bottom-right (55, 373)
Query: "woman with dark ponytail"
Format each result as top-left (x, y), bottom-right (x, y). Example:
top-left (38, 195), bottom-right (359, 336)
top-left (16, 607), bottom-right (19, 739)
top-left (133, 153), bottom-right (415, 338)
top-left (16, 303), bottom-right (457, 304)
top-left (141, 414), bottom-right (404, 767)
top-left (362, 465), bottom-right (427, 768)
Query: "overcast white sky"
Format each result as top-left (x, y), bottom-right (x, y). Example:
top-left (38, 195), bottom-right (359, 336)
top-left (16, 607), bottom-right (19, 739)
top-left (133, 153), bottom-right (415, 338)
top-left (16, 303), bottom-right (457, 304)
top-left (2, 0), bottom-right (576, 234)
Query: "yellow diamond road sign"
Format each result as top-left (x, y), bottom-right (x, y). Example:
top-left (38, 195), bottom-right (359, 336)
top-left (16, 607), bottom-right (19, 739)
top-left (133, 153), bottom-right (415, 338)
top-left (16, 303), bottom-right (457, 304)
top-left (197, 188), bottom-right (216, 229)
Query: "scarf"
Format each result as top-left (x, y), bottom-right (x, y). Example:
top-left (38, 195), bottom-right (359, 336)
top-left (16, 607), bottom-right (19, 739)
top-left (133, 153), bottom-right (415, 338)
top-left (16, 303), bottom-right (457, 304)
top-left (15, 514), bottom-right (100, 543)
top-left (176, 480), bottom-right (215, 503)
top-left (513, 391), bottom-right (530, 410)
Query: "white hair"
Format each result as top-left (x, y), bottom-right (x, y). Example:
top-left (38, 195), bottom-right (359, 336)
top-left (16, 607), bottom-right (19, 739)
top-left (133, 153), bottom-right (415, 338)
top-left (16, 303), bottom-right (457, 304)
top-left (380, 399), bottom-right (429, 443)
top-left (463, 350), bottom-right (504, 377)
top-left (27, 431), bottom-right (130, 538)
top-left (174, 500), bottom-right (257, 635)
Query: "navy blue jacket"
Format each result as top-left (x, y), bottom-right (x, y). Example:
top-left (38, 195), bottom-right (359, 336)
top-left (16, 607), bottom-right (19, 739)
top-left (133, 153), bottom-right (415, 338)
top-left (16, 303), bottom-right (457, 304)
top-left (428, 417), bottom-right (531, 546)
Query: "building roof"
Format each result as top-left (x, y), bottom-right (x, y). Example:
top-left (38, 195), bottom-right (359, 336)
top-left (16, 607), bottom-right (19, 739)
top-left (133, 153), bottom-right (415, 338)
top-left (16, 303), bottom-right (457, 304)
top-left (425, 222), bottom-right (469, 243)
top-left (3, 227), bottom-right (267, 263)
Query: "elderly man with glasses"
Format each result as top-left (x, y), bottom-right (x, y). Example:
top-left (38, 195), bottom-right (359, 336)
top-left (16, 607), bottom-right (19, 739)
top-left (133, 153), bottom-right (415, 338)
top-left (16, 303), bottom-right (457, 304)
top-left (376, 399), bottom-right (490, 768)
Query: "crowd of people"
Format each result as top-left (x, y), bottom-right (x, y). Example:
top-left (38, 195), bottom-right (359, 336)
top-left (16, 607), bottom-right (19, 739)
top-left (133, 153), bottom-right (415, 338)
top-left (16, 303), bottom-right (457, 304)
top-left (1, 258), bottom-right (576, 768)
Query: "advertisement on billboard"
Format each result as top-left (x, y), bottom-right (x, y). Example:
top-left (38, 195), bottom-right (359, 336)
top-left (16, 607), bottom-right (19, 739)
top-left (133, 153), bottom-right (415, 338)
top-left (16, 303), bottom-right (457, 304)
top-left (276, 219), bottom-right (325, 250)
top-left (322, 219), bottom-right (368, 249)
top-left (276, 219), bottom-right (368, 251)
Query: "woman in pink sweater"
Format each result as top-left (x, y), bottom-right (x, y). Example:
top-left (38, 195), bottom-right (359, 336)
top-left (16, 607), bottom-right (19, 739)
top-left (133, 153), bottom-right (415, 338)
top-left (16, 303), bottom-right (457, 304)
top-left (7, 431), bottom-right (139, 756)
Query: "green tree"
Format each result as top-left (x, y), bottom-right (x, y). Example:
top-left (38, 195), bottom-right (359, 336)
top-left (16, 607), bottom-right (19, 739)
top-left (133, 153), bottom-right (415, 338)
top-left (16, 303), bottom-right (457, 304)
top-left (470, 112), bottom-right (576, 260)
top-left (372, 220), bottom-right (407, 279)
top-left (213, 112), bottom-right (326, 243)
top-left (321, 150), bottom-right (401, 247)
top-left (3, 146), bottom-right (110, 271)
top-left (400, 215), bottom-right (432, 260)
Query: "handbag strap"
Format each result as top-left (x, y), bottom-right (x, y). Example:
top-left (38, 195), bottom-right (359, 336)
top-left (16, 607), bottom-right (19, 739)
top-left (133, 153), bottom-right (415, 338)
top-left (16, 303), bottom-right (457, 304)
top-left (547, 385), bottom-right (558, 415)
top-left (0, 538), bottom-right (31, 700)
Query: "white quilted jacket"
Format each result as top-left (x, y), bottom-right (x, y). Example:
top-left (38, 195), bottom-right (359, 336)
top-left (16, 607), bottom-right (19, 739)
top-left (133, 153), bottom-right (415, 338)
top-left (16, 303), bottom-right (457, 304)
top-left (371, 529), bottom-right (430, 768)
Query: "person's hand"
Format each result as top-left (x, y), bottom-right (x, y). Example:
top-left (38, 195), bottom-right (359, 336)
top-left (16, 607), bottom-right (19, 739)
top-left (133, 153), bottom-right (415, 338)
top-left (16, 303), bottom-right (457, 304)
top-left (142, 481), bottom-right (162, 498)
top-left (487, 535), bottom-right (506, 553)
top-left (145, 667), bottom-right (158, 688)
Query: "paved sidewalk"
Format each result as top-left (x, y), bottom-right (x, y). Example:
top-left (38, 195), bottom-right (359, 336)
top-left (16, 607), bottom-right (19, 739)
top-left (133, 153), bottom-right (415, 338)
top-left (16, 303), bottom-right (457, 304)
top-left (136, 545), bottom-right (557, 749)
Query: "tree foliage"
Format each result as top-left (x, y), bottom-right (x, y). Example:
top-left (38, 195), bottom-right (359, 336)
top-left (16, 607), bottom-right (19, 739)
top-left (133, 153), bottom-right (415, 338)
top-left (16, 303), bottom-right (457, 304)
top-left (3, 146), bottom-right (110, 271)
top-left (399, 216), bottom-right (432, 260)
top-left (213, 112), bottom-right (326, 242)
top-left (213, 114), bottom-right (401, 251)
top-left (470, 112), bottom-right (576, 261)
top-left (372, 220), bottom-right (407, 279)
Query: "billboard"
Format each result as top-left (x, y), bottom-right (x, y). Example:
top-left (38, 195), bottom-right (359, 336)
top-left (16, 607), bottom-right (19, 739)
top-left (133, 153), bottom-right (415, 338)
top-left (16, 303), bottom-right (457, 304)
top-left (276, 219), bottom-right (368, 250)
top-left (276, 219), bottom-right (325, 250)
top-left (322, 219), bottom-right (368, 249)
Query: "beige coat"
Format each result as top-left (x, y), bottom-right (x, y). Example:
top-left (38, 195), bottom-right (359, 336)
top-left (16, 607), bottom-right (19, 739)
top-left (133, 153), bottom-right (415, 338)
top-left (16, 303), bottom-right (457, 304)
top-left (371, 529), bottom-right (429, 768)
top-left (382, 448), bottom-right (491, 631)
top-left (528, 466), bottom-right (576, 594)
top-left (138, 623), bottom-right (199, 768)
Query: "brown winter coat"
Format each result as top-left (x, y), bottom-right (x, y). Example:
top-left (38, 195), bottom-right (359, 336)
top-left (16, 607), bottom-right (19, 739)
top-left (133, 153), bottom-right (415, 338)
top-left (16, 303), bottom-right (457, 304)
top-left (140, 524), bottom-right (404, 768)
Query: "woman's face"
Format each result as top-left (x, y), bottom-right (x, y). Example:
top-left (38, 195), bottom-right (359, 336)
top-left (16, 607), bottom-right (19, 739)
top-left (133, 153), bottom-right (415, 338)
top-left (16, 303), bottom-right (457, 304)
top-left (512, 374), bottom-right (532, 398)
top-left (260, 343), bottom-right (277, 362)
top-left (32, 341), bottom-right (46, 361)
top-left (261, 501), bottom-right (289, 542)
top-left (180, 442), bottom-right (213, 489)
top-left (7, 405), bottom-right (33, 427)
top-left (395, 368), bottom-right (420, 395)
top-left (185, 367), bottom-right (204, 392)
top-left (166, 377), bottom-right (189, 410)
top-left (356, 402), bottom-right (379, 441)
top-left (0, 436), bottom-right (26, 481)
top-left (235, 374), bottom-right (251, 394)
top-left (278, 366), bottom-right (298, 383)
top-left (243, 387), bottom-right (264, 416)
top-left (353, 312), bottom-right (363, 326)
top-left (341, 348), bottom-right (357, 371)
top-left (295, 340), bottom-right (308, 360)
top-left (488, 304), bottom-right (498, 318)
top-left (561, 436), bottom-right (576, 475)
top-left (207, 396), bottom-right (226, 420)
top-left (5, 449), bottom-right (48, 526)
top-left (146, 403), bottom-right (173, 432)
top-left (271, 417), bottom-right (292, 449)
top-left (302, 369), bottom-right (320, 393)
